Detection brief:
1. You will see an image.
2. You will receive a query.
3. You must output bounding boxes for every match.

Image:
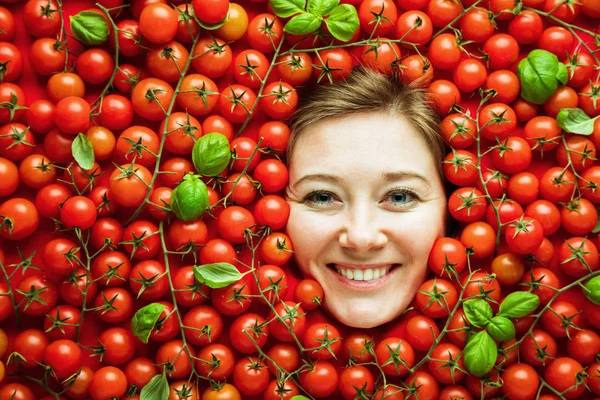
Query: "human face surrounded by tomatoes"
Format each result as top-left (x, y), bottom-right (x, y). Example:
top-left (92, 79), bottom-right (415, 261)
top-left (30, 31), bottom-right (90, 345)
top-left (285, 112), bottom-right (447, 328)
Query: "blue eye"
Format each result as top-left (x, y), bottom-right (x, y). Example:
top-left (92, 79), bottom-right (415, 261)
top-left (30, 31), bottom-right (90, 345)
top-left (303, 188), bottom-right (420, 208)
top-left (304, 191), bottom-right (335, 206)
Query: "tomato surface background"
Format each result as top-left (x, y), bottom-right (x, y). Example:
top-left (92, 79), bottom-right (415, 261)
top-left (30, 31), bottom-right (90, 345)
top-left (0, 0), bottom-right (600, 398)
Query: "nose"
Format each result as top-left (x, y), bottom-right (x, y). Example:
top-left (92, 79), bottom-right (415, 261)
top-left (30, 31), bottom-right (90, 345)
top-left (339, 201), bottom-right (388, 252)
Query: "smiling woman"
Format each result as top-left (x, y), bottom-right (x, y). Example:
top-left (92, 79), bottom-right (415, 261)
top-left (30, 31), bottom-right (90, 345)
top-left (284, 67), bottom-right (452, 329)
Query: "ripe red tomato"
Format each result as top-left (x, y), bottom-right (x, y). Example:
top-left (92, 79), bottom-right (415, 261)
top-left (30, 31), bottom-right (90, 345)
top-left (88, 366), bottom-right (128, 400)
top-left (0, 197), bottom-right (39, 240)
top-left (416, 278), bottom-right (458, 318)
top-left (183, 305), bottom-right (223, 346)
top-left (139, 3), bottom-right (178, 44)
top-left (195, 343), bottom-right (235, 379)
top-left (544, 357), bottom-right (587, 399)
top-left (299, 360), bottom-right (339, 398)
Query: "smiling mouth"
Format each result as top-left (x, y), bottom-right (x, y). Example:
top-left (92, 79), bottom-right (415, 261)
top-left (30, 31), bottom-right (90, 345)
top-left (327, 264), bottom-right (401, 281)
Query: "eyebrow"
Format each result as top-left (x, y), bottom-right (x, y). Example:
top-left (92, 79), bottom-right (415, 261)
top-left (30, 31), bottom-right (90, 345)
top-left (292, 171), bottom-right (432, 190)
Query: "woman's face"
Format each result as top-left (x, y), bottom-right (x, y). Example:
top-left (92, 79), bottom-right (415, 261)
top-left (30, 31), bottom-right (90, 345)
top-left (285, 112), bottom-right (447, 329)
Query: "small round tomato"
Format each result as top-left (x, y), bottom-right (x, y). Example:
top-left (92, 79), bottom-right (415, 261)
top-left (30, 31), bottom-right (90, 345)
top-left (146, 40), bottom-right (189, 83)
top-left (0, 42), bottom-right (23, 83)
top-left (94, 287), bottom-right (133, 323)
top-left (109, 163), bottom-right (152, 208)
top-left (76, 48), bottom-right (114, 85)
top-left (96, 94), bottom-right (134, 132)
top-left (479, 103), bottom-right (516, 140)
top-left (176, 74), bottom-right (218, 117)
top-left (88, 366), bottom-right (128, 400)
top-left (459, 7), bottom-right (495, 43)
top-left (0, 197), bottom-right (39, 240)
top-left (233, 356), bottom-right (270, 397)
top-left (183, 305), bottom-right (223, 346)
top-left (405, 314), bottom-right (440, 352)
top-left (92, 250), bottom-right (131, 286)
top-left (218, 84), bottom-right (256, 124)
top-left (427, 79), bottom-right (461, 115)
top-left (312, 48), bottom-right (353, 83)
top-left (428, 237), bottom-right (467, 278)
top-left (191, 37), bottom-right (232, 79)
top-left (544, 357), bottom-right (587, 399)
top-left (415, 278), bottom-right (458, 318)
top-left (55, 96), bottom-right (90, 135)
top-left (139, 3), bottom-right (178, 44)
top-left (195, 343), bottom-right (235, 380)
top-left (428, 33), bottom-right (461, 71)
top-left (29, 37), bottom-right (66, 76)
top-left (214, 3), bottom-right (247, 42)
top-left (375, 337), bottom-right (414, 377)
top-left (125, 357), bottom-right (157, 390)
top-left (558, 236), bottom-right (599, 277)
top-left (131, 78), bottom-right (174, 121)
top-left (193, 0), bottom-right (228, 24)
top-left (276, 52), bottom-right (313, 86)
top-left (359, 0), bottom-right (397, 36)
top-left (61, 196), bottom-right (97, 230)
top-left (44, 339), bottom-right (82, 379)
top-left (129, 260), bottom-right (168, 300)
top-left (0, 122), bottom-right (34, 161)
top-left (453, 58), bottom-right (488, 93)
top-left (247, 13), bottom-right (283, 53)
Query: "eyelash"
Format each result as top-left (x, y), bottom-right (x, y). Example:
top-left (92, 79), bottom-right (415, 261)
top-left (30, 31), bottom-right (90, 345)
top-left (302, 188), bottom-right (421, 209)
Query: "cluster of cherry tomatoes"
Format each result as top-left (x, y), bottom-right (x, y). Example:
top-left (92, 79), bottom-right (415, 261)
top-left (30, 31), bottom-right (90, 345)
top-left (0, 0), bottom-right (599, 399)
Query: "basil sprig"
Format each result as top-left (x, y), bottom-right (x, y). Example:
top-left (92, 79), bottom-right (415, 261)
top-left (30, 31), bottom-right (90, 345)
top-left (192, 133), bottom-right (231, 177)
top-left (516, 49), bottom-right (568, 104)
top-left (584, 276), bottom-right (600, 305)
top-left (269, 0), bottom-right (359, 42)
top-left (193, 262), bottom-right (243, 289)
top-left (131, 303), bottom-right (166, 344)
top-left (170, 173), bottom-right (209, 222)
top-left (463, 331), bottom-right (497, 377)
top-left (140, 373), bottom-right (169, 400)
top-left (70, 11), bottom-right (109, 46)
top-left (462, 291), bottom-right (539, 376)
top-left (557, 108), bottom-right (600, 135)
top-left (72, 133), bottom-right (95, 170)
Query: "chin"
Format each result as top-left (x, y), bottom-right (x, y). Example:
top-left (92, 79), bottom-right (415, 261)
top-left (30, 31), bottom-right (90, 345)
top-left (321, 295), bottom-right (406, 329)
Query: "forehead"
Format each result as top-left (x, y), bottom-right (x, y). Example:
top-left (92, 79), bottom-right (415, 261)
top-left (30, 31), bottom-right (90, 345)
top-left (289, 112), bottom-right (438, 183)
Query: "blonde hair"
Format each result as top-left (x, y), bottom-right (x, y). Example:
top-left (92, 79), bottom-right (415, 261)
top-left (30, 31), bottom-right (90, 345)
top-left (285, 67), bottom-right (446, 180)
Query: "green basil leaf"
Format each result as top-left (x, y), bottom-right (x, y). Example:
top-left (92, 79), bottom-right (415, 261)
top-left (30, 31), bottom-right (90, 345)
top-left (486, 316), bottom-right (516, 342)
top-left (593, 207), bottom-right (600, 234)
top-left (140, 373), bottom-right (169, 400)
top-left (557, 108), bottom-right (598, 135)
top-left (170, 173), bottom-right (209, 222)
top-left (269, 0), bottom-right (306, 18)
top-left (70, 11), bottom-right (109, 46)
top-left (193, 262), bottom-right (242, 289)
top-left (557, 62), bottom-right (568, 85)
top-left (463, 331), bottom-right (497, 377)
top-left (463, 299), bottom-right (493, 328)
top-left (131, 303), bottom-right (166, 344)
top-left (498, 291), bottom-right (540, 319)
top-left (192, 133), bottom-right (231, 177)
top-left (284, 12), bottom-right (321, 35)
top-left (290, 397), bottom-right (311, 400)
top-left (324, 4), bottom-right (359, 42)
top-left (516, 49), bottom-right (561, 105)
top-left (583, 276), bottom-right (600, 305)
top-left (72, 133), bottom-right (95, 170)
top-left (307, 0), bottom-right (339, 16)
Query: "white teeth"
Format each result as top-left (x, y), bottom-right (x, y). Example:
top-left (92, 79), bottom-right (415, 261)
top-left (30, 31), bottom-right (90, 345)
top-left (334, 265), bottom-right (394, 281)
top-left (373, 269), bottom-right (380, 280)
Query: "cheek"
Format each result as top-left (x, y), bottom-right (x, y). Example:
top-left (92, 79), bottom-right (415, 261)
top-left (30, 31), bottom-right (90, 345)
top-left (286, 210), bottom-right (327, 266)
